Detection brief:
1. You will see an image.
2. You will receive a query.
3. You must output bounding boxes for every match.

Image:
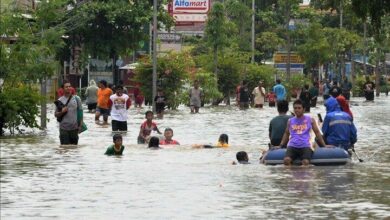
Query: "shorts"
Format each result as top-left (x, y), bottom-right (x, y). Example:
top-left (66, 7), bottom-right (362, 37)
top-left (112, 120), bottom-right (127, 131)
top-left (285, 146), bottom-right (313, 161)
top-left (269, 102), bottom-right (275, 107)
top-left (59, 129), bottom-right (79, 145)
top-left (156, 103), bottom-right (165, 114)
top-left (87, 103), bottom-right (97, 110)
top-left (96, 107), bottom-right (110, 117)
top-left (239, 102), bottom-right (249, 109)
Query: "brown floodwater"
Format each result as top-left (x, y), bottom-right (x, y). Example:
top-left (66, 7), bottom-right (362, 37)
top-left (1, 96), bottom-right (389, 219)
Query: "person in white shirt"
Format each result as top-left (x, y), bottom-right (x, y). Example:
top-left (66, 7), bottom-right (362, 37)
top-left (252, 81), bottom-right (266, 108)
top-left (108, 85), bottom-right (131, 131)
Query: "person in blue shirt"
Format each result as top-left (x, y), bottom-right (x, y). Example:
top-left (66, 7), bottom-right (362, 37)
top-left (273, 79), bottom-right (286, 102)
top-left (322, 97), bottom-right (357, 151)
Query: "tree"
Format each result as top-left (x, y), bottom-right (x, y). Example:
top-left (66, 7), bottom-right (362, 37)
top-left (205, 2), bottom-right (231, 75)
top-left (276, 0), bottom-right (301, 82)
top-left (134, 51), bottom-right (192, 110)
top-left (324, 28), bottom-right (360, 80)
top-left (297, 23), bottom-right (332, 80)
top-left (351, 0), bottom-right (390, 96)
top-left (225, 0), bottom-right (252, 51)
top-left (63, 0), bottom-right (174, 80)
top-left (0, 0), bottom-right (66, 134)
top-left (255, 31), bottom-right (283, 63)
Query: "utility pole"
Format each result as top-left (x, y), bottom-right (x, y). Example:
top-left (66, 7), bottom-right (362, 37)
top-left (40, 26), bottom-right (47, 129)
top-left (339, 0), bottom-right (343, 28)
top-left (152, 0), bottom-right (157, 112)
top-left (251, 0), bottom-right (255, 63)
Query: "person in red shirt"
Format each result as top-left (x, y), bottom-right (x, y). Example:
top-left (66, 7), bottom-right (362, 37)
top-left (160, 128), bottom-right (180, 145)
top-left (133, 84), bottom-right (144, 108)
top-left (267, 91), bottom-right (276, 107)
top-left (137, 111), bottom-right (161, 144)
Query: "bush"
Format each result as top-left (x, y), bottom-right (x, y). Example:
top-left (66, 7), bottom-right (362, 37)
top-left (0, 85), bottom-right (41, 135)
top-left (352, 75), bottom-right (367, 97)
top-left (243, 64), bottom-right (277, 93)
top-left (134, 51), bottom-right (192, 109)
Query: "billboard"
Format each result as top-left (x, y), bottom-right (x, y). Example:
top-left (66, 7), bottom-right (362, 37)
top-left (173, 0), bottom-right (210, 13)
top-left (169, 0), bottom-right (210, 24)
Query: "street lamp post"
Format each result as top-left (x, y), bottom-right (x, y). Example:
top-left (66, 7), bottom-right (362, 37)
top-left (152, 0), bottom-right (157, 112)
top-left (251, 0), bottom-right (255, 63)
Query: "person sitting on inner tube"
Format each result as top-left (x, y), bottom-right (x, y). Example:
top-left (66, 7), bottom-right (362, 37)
top-left (192, 134), bottom-right (229, 148)
top-left (278, 99), bottom-right (327, 166)
top-left (322, 97), bottom-right (357, 151)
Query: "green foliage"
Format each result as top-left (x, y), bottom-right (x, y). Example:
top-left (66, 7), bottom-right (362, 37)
top-left (134, 51), bottom-right (192, 109)
top-left (276, 72), bottom-right (312, 99)
top-left (216, 55), bottom-right (242, 97)
top-left (297, 23), bottom-right (332, 70)
top-left (225, 0), bottom-right (252, 51)
top-left (205, 2), bottom-right (232, 73)
top-left (244, 64), bottom-right (277, 92)
top-left (0, 2), bottom-right (65, 84)
top-left (352, 74), bottom-right (366, 97)
top-left (0, 85), bottom-right (41, 134)
top-left (351, 0), bottom-right (390, 35)
top-left (255, 31), bottom-right (283, 63)
top-left (63, 0), bottom-right (174, 67)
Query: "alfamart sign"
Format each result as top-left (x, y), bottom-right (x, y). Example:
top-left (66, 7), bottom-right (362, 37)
top-left (173, 0), bottom-right (210, 13)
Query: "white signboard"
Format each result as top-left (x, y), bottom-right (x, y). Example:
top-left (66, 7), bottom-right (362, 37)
top-left (174, 13), bottom-right (207, 22)
top-left (173, 0), bottom-right (210, 14)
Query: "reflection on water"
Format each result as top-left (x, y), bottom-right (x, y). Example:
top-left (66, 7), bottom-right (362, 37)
top-left (1, 96), bottom-right (390, 219)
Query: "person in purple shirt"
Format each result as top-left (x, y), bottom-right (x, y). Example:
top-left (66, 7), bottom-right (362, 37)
top-left (279, 99), bottom-right (326, 166)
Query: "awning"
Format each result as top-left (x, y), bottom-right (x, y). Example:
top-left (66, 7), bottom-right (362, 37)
top-left (119, 63), bottom-right (139, 70)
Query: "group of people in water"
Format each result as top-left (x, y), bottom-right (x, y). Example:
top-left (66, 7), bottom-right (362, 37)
top-left (56, 76), bottom-right (361, 166)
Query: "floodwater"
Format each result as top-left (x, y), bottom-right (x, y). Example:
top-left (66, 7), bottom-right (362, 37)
top-left (1, 96), bottom-right (389, 219)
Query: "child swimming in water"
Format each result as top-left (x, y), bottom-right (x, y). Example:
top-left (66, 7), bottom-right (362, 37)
top-left (148, 136), bottom-right (161, 149)
top-left (160, 128), bottom-right (180, 145)
top-left (232, 151), bottom-right (250, 165)
top-left (105, 134), bottom-right (125, 155)
top-left (192, 134), bottom-right (229, 148)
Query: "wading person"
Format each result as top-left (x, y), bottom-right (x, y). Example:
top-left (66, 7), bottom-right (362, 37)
top-left (239, 80), bottom-right (250, 110)
top-left (160, 128), bottom-right (180, 145)
top-left (138, 111), bottom-right (161, 144)
top-left (154, 89), bottom-right (166, 119)
top-left (108, 85), bottom-right (131, 131)
top-left (95, 80), bottom-right (112, 125)
top-left (104, 134), bottom-right (125, 155)
top-left (279, 99), bottom-right (326, 166)
top-left (55, 82), bottom-right (83, 145)
top-left (273, 79), bottom-right (286, 103)
top-left (252, 81), bottom-right (266, 108)
top-left (341, 76), bottom-right (352, 101)
top-left (189, 80), bottom-right (204, 113)
top-left (363, 76), bottom-right (375, 101)
top-left (322, 97), bottom-right (357, 151)
top-left (299, 84), bottom-right (312, 113)
top-left (269, 100), bottom-right (292, 147)
top-left (85, 80), bottom-right (98, 113)
top-left (308, 82), bottom-right (319, 107)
